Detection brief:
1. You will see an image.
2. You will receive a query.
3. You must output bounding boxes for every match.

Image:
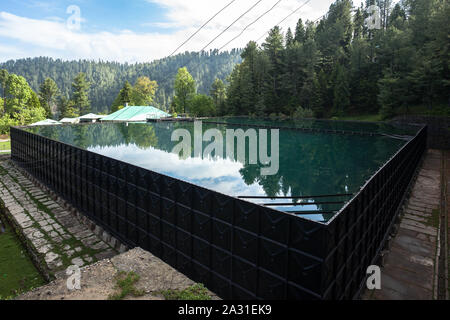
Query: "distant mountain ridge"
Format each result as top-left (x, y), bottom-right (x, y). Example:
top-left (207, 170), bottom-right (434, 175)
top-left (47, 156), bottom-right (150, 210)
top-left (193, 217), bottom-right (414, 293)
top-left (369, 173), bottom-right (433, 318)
top-left (0, 50), bottom-right (242, 114)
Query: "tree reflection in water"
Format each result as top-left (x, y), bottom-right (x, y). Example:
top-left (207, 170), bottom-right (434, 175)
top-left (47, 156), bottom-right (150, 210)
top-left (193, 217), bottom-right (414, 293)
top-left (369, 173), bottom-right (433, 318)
top-left (27, 119), bottom-right (409, 222)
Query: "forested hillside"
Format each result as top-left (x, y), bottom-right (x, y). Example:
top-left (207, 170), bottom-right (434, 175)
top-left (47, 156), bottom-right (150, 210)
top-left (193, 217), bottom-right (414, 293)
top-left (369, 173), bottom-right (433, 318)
top-left (1, 0), bottom-right (448, 120)
top-left (224, 0), bottom-right (449, 119)
top-left (0, 50), bottom-right (242, 114)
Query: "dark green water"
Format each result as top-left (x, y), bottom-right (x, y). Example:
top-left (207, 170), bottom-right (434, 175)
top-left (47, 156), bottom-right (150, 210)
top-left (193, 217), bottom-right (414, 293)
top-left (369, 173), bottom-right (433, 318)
top-left (26, 119), bottom-right (410, 222)
top-left (205, 117), bottom-right (421, 136)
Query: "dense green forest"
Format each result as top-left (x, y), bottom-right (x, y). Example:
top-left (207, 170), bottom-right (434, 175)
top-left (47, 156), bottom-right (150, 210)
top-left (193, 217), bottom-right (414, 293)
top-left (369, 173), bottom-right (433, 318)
top-left (0, 50), bottom-right (242, 115)
top-left (1, 0), bottom-right (449, 127)
top-left (223, 0), bottom-right (449, 119)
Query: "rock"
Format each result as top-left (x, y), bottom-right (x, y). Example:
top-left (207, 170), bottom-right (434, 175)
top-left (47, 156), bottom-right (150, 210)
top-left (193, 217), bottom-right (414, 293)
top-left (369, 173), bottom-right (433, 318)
top-left (45, 252), bottom-right (59, 264)
top-left (71, 257), bottom-right (84, 267)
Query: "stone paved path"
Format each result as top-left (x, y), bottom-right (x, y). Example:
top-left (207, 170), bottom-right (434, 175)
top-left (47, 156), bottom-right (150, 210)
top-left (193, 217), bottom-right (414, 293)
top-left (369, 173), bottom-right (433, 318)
top-left (363, 149), bottom-right (442, 300)
top-left (0, 158), bottom-right (118, 280)
top-left (444, 150), bottom-right (450, 299)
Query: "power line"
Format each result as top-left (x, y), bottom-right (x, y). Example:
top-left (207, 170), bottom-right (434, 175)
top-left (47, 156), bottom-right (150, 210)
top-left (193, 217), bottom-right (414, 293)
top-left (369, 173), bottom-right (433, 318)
top-left (171, 0), bottom-right (319, 81)
top-left (218, 0), bottom-right (283, 51)
top-left (200, 0), bottom-right (265, 52)
top-left (169, 0), bottom-right (238, 57)
top-left (256, 0), bottom-right (312, 42)
top-left (313, 13), bottom-right (326, 23)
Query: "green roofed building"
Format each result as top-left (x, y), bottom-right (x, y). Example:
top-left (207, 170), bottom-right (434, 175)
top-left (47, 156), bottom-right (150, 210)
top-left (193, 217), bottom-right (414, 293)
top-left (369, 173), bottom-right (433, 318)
top-left (101, 106), bottom-right (170, 122)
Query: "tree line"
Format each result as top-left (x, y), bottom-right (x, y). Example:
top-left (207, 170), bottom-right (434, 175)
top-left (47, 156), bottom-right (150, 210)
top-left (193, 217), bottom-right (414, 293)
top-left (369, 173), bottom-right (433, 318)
top-left (0, 50), bottom-right (242, 115)
top-left (217, 0), bottom-right (449, 119)
top-left (1, 0), bottom-right (448, 128)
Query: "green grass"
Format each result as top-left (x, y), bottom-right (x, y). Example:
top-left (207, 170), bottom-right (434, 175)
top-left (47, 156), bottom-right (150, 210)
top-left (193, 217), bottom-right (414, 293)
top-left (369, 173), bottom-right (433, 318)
top-left (334, 114), bottom-right (384, 122)
top-left (0, 140), bottom-right (10, 151)
top-left (159, 283), bottom-right (212, 300)
top-left (108, 271), bottom-right (145, 300)
top-left (328, 104), bottom-right (449, 123)
top-left (396, 104), bottom-right (450, 117)
top-left (0, 217), bottom-right (45, 299)
top-left (0, 163), bottom-right (109, 276)
top-left (426, 209), bottom-right (440, 229)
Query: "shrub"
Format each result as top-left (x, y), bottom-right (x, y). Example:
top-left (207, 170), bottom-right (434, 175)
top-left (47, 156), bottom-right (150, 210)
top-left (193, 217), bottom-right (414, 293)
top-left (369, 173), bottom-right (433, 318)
top-left (293, 106), bottom-right (314, 119)
top-left (0, 115), bottom-right (17, 135)
top-left (160, 283), bottom-right (211, 300)
top-left (108, 271), bottom-right (145, 300)
top-left (189, 94), bottom-right (215, 117)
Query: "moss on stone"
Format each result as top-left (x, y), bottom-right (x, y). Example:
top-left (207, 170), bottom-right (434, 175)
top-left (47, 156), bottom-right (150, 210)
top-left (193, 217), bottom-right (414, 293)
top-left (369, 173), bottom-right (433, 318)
top-left (159, 283), bottom-right (211, 300)
top-left (108, 271), bottom-right (145, 300)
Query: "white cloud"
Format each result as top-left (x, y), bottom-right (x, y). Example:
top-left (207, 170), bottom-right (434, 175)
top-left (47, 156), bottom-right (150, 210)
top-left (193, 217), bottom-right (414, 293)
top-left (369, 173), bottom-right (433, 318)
top-left (89, 143), bottom-right (269, 198)
top-left (0, 43), bottom-right (24, 56)
top-left (147, 0), bottom-right (331, 50)
top-left (0, 11), bottom-right (187, 63)
top-left (0, 0), bottom-right (334, 63)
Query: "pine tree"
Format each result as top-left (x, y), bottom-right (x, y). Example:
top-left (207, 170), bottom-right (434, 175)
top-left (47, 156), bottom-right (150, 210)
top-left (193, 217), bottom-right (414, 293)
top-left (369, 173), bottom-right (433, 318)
top-left (210, 78), bottom-right (226, 115)
top-left (72, 72), bottom-right (91, 115)
top-left (285, 28), bottom-right (294, 47)
top-left (378, 71), bottom-right (398, 119)
top-left (111, 81), bottom-right (132, 112)
top-left (332, 64), bottom-right (350, 115)
top-left (353, 7), bottom-right (365, 39)
top-left (262, 26), bottom-right (286, 114)
top-left (39, 77), bottom-right (60, 118)
top-left (389, 3), bottom-right (406, 29)
top-left (121, 81), bottom-right (132, 104)
top-left (58, 96), bottom-right (79, 118)
top-left (294, 19), bottom-right (306, 44)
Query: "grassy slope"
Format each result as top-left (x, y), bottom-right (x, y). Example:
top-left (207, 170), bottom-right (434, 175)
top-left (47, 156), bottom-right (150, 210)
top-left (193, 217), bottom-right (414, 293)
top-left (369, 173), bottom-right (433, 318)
top-left (334, 104), bottom-right (449, 123)
top-left (0, 219), bottom-right (45, 299)
top-left (396, 104), bottom-right (450, 117)
top-left (334, 114), bottom-right (383, 122)
top-left (0, 141), bottom-right (11, 151)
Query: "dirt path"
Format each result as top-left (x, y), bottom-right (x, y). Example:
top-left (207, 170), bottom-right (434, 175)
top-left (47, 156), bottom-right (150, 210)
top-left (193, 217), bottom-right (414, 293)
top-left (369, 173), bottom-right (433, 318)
top-left (17, 247), bottom-right (219, 300)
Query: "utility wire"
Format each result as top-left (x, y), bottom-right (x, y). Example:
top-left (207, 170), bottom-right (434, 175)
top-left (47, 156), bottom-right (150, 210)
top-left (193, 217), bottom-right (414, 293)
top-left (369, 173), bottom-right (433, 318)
top-left (256, 0), bottom-right (312, 42)
top-left (169, 0), bottom-right (238, 57)
top-left (313, 13), bottom-right (326, 23)
top-left (200, 0), bottom-right (265, 52)
top-left (172, 0), bottom-right (319, 81)
top-left (218, 0), bottom-right (283, 51)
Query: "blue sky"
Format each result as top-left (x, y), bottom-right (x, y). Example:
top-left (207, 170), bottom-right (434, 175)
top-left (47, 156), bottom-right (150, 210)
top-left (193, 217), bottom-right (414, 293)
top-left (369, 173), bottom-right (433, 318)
top-left (1, 0), bottom-right (171, 34)
top-left (0, 0), bottom-right (387, 63)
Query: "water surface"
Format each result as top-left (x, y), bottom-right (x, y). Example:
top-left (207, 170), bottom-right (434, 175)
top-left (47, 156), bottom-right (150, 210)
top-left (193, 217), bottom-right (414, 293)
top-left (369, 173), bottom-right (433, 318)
top-left (26, 119), bottom-right (410, 222)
